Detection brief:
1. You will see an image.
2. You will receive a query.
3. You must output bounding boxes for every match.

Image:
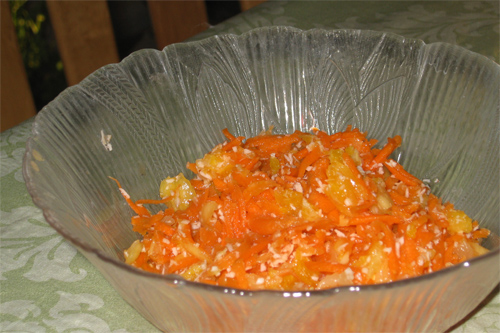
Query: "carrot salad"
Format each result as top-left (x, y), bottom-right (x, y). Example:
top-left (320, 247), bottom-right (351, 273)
top-left (116, 126), bottom-right (490, 290)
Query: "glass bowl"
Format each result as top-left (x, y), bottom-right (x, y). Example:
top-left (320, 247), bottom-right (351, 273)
top-left (23, 27), bottom-right (499, 332)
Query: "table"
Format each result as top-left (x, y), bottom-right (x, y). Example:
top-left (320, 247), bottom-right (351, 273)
top-left (1, 1), bottom-right (498, 332)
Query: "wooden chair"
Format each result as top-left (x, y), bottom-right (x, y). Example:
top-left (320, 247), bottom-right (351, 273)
top-left (1, 0), bottom-right (266, 132)
top-left (1, 0), bottom-right (37, 131)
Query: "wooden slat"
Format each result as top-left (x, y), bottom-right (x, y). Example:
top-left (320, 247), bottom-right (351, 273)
top-left (147, 0), bottom-right (209, 50)
top-left (1, 1), bottom-right (37, 132)
top-left (240, 0), bottom-right (267, 12)
top-left (46, 0), bottom-right (120, 86)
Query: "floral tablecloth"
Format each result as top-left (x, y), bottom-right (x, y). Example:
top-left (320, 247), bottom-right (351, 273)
top-left (1, 1), bottom-right (498, 332)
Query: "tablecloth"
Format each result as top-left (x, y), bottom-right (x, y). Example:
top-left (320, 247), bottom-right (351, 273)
top-left (1, 1), bottom-right (499, 332)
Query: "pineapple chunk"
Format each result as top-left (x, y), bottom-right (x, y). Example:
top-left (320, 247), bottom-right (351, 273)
top-left (147, 239), bottom-right (168, 264)
top-left (180, 261), bottom-right (206, 280)
top-left (273, 188), bottom-right (321, 221)
top-left (292, 249), bottom-right (318, 287)
top-left (325, 149), bottom-right (370, 213)
top-left (301, 198), bottom-right (322, 221)
top-left (371, 177), bottom-right (392, 214)
top-left (274, 188), bottom-right (303, 215)
top-left (317, 269), bottom-right (354, 289)
top-left (174, 233), bottom-right (211, 262)
top-left (265, 268), bottom-right (284, 290)
top-left (446, 209), bottom-right (473, 234)
top-left (200, 201), bottom-right (218, 226)
top-left (198, 149), bottom-right (234, 178)
top-left (353, 241), bottom-right (392, 283)
top-left (124, 239), bottom-right (143, 264)
top-left (345, 146), bottom-right (362, 165)
top-left (470, 242), bottom-right (489, 256)
top-left (332, 238), bottom-right (351, 265)
top-left (159, 173), bottom-right (196, 211)
top-left (269, 155), bottom-right (280, 175)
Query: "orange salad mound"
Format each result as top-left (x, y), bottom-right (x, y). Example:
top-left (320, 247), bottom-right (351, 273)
top-left (116, 126), bottom-right (490, 291)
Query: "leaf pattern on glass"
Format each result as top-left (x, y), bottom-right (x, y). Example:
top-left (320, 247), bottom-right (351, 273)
top-left (334, 3), bottom-right (499, 61)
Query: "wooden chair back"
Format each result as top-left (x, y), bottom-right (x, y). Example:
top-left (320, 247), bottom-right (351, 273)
top-left (1, 0), bottom-right (266, 132)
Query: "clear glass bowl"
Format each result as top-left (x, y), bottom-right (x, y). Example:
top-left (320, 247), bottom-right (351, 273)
top-left (23, 27), bottom-right (499, 332)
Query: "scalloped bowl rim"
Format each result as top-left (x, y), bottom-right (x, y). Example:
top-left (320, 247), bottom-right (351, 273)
top-left (23, 26), bottom-right (500, 298)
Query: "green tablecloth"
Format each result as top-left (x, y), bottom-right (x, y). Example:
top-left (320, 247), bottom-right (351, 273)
top-left (1, 1), bottom-right (498, 332)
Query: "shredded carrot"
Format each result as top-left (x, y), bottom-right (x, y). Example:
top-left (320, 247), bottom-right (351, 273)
top-left (297, 146), bottom-right (323, 178)
top-left (372, 135), bottom-right (402, 166)
top-left (294, 147), bottom-right (310, 160)
top-left (222, 128), bottom-right (236, 141)
top-left (186, 162), bottom-right (197, 174)
top-left (116, 127), bottom-right (491, 291)
top-left (136, 197), bottom-right (172, 205)
top-left (305, 261), bottom-right (347, 274)
top-left (308, 191), bottom-right (338, 214)
top-left (109, 177), bottom-right (151, 217)
top-left (383, 159), bottom-right (421, 187)
top-left (349, 214), bottom-right (403, 226)
top-left (223, 136), bottom-right (245, 151)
